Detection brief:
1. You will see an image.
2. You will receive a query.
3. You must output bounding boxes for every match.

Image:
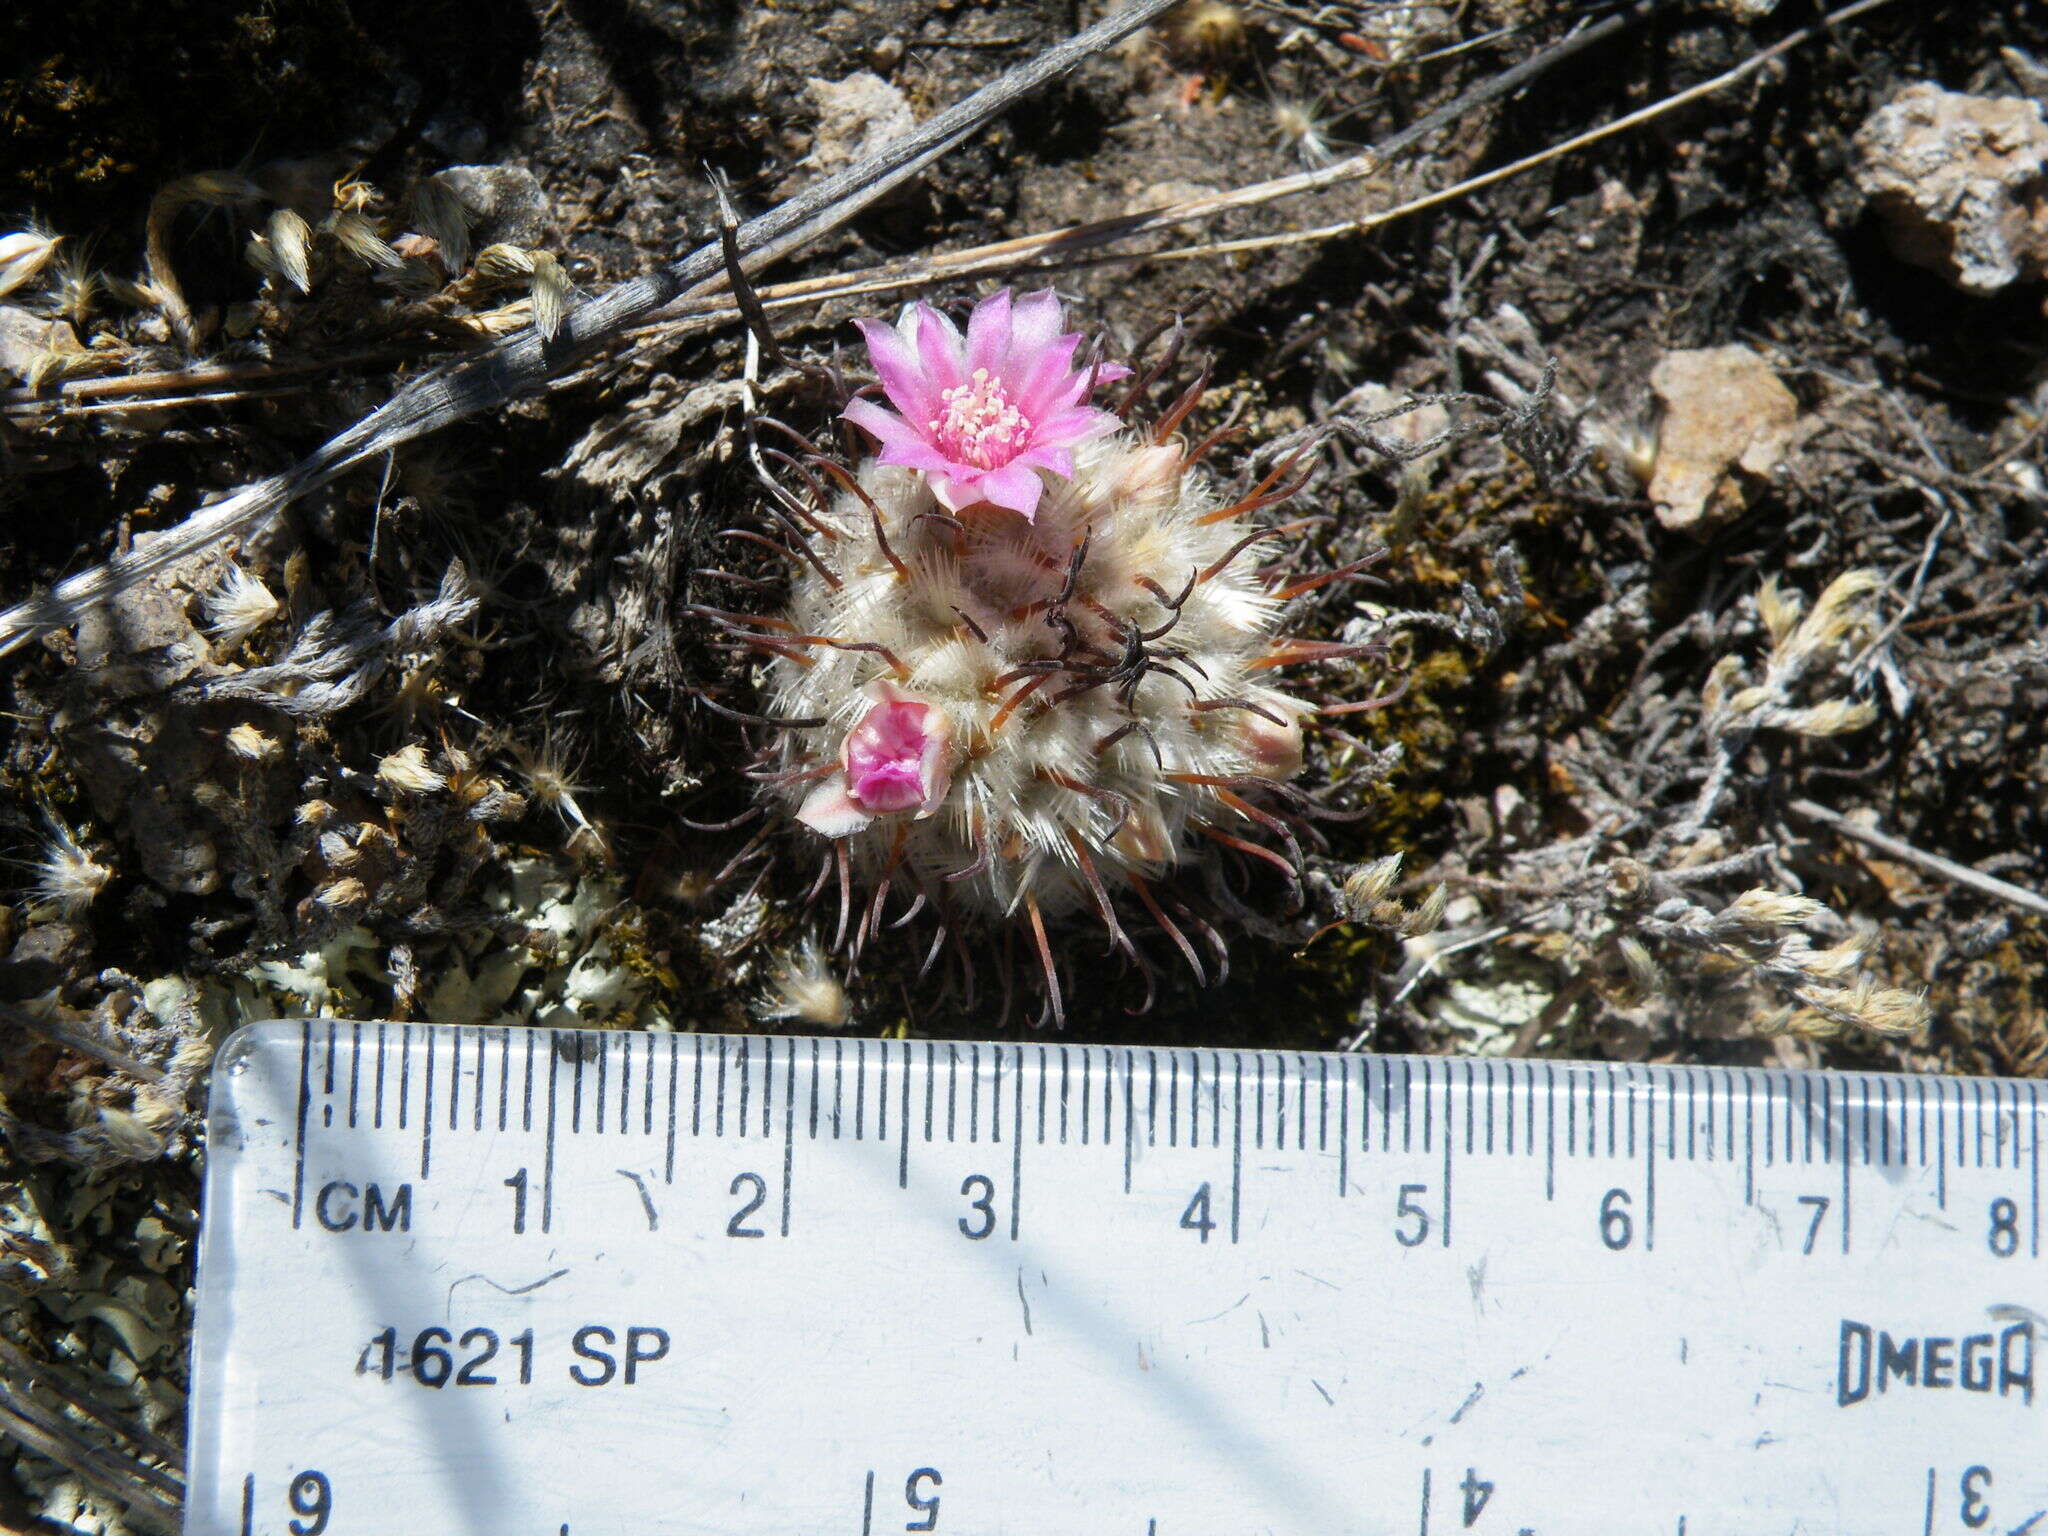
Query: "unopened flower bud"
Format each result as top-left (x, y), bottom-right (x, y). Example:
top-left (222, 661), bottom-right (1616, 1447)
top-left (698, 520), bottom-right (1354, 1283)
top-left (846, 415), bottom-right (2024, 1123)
top-left (843, 683), bottom-right (952, 817)
top-left (1237, 698), bottom-right (1307, 780)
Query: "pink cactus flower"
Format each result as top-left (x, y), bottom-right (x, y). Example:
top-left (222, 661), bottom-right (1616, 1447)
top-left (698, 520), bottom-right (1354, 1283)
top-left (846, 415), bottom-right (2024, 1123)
top-left (795, 683), bottom-right (953, 839)
top-left (841, 288), bottom-right (1128, 520)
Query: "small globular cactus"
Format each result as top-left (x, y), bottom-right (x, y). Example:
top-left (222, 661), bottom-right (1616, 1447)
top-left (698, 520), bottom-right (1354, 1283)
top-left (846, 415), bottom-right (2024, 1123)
top-left (710, 289), bottom-right (1378, 1022)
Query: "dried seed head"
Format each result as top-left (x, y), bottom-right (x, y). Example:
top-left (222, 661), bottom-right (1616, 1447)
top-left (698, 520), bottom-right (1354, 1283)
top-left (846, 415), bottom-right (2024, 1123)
top-left (412, 175), bottom-right (474, 275)
top-left (1755, 574), bottom-right (1800, 646)
top-left (474, 242), bottom-right (536, 281)
top-left (1617, 935), bottom-right (1663, 994)
top-left (1775, 699), bottom-right (1876, 736)
top-left (46, 242), bottom-right (100, 325)
top-left (1267, 96), bottom-right (1342, 168)
top-left (757, 937), bottom-right (852, 1028)
top-left (529, 251), bottom-right (571, 342)
top-left (225, 723), bottom-right (282, 763)
top-left (1801, 936), bottom-right (1865, 979)
top-left (1786, 567), bottom-right (1880, 658)
top-left (1602, 416), bottom-right (1659, 488)
top-left (1721, 887), bottom-right (1831, 932)
top-left (267, 208), bottom-right (314, 294)
top-left (507, 731), bottom-right (597, 836)
top-left (295, 799), bottom-right (337, 828)
top-left (0, 230), bottom-right (63, 299)
top-left (1400, 884), bottom-right (1450, 938)
top-left (1834, 980), bottom-right (1930, 1037)
top-left (32, 819), bottom-right (111, 918)
top-left (1342, 853), bottom-right (1404, 913)
top-left (1160, 1), bottom-right (1248, 63)
top-left (201, 565), bottom-right (281, 648)
top-left (314, 877), bottom-right (370, 913)
top-left (325, 209), bottom-right (402, 271)
top-left (378, 744), bottom-right (446, 795)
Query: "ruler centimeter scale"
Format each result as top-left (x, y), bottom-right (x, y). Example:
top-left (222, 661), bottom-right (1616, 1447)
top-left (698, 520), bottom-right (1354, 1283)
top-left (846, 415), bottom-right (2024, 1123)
top-left (189, 1021), bottom-right (2046, 1536)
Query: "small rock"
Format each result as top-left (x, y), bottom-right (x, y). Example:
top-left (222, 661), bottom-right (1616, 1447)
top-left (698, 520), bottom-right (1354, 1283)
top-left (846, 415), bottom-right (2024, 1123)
top-left (435, 164), bottom-right (549, 251)
top-left (1850, 82), bottom-right (2048, 294)
top-left (802, 72), bottom-right (915, 178)
top-left (0, 923), bottom-right (91, 1000)
top-left (0, 306), bottom-right (69, 385)
top-left (1647, 345), bottom-right (1803, 534)
top-left (1344, 382), bottom-right (1451, 473)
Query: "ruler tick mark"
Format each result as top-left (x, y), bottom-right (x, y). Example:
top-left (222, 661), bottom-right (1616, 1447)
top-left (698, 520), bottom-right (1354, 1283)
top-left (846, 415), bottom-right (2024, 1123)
top-left (1058, 1046), bottom-right (1069, 1146)
top-left (1009, 1045), bottom-right (1023, 1241)
top-left (1123, 1052), bottom-right (1134, 1195)
top-left (572, 1036), bottom-right (586, 1136)
top-left (542, 1032), bottom-right (559, 1234)
top-left (290, 1021), bottom-right (311, 1230)
top-left (664, 1035), bottom-right (678, 1184)
top-left (900, 1040), bottom-right (913, 1186)
top-left (1544, 1062), bottom-right (1556, 1201)
top-left (420, 1028), bottom-right (434, 1177)
top-left (1338, 1057), bottom-right (1350, 1197)
top-left (1441, 1067), bottom-right (1453, 1249)
top-left (1318, 1056), bottom-right (1329, 1154)
top-left (1230, 1053), bottom-right (1243, 1245)
top-left (734, 1038), bottom-right (747, 1141)
top-left (782, 1040), bottom-right (796, 1237)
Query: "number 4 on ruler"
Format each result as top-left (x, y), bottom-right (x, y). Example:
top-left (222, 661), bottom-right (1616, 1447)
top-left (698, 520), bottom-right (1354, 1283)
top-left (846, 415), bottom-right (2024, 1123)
top-left (1416, 1468), bottom-right (1498, 1531)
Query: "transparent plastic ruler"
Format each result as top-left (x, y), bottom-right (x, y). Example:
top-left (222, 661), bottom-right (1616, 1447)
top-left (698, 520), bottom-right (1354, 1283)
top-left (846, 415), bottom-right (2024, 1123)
top-left (188, 1021), bottom-right (2045, 1536)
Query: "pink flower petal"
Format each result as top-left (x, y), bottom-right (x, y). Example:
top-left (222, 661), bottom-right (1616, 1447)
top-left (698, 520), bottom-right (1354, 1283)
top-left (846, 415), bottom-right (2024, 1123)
top-left (796, 779), bottom-right (875, 839)
top-left (847, 288), bottom-right (1129, 508)
top-left (927, 473), bottom-right (976, 513)
top-left (1008, 333), bottom-right (1083, 417)
top-left (975, 462), bottom-right (1045, 518)
top-left (856, 317), bottom-right (939, 423)
top-left (1008, 289), bottom-right (1067, 358)
top-left (964, 287), bottom-right (1014, 376)
top-left (843, 689), bottom-right (952, 815)
top-left (1034, 404), bottom-right (1120, 445)
top-left (842, 398), bottom-right (957, 473)
top-left (909, 303), bottom-right (967, 396)
top-left (1014, 443), bottom-right (1074, 479)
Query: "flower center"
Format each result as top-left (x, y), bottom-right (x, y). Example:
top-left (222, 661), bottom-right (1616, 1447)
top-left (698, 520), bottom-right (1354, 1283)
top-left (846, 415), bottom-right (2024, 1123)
top-left (929, 368), bottom-right (1032, 471)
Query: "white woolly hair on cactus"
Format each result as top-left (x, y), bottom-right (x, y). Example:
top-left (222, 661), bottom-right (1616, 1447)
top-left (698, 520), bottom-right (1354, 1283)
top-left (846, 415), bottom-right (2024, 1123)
top-left (705, 288), bottom-right (1379, 1024)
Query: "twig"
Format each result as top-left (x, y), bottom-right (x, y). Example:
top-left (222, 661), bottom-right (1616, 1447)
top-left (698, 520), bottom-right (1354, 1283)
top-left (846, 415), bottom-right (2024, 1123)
top-left (1788, 797), bottom-right (2048, 921)
top-left (0, 1387), bottom-right (181, 1529)
top-left (0, 1336), bottom-right (185, 1473)
top-left (0, 0), bottom-right (1183, 660)
top-left (0, 1001), bottom-right (166, 1083)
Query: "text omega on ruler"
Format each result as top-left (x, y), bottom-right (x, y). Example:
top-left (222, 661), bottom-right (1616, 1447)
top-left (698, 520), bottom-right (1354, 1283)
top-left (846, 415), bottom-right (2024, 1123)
top-left (187, 1022), bottom-right (2046, 1536)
